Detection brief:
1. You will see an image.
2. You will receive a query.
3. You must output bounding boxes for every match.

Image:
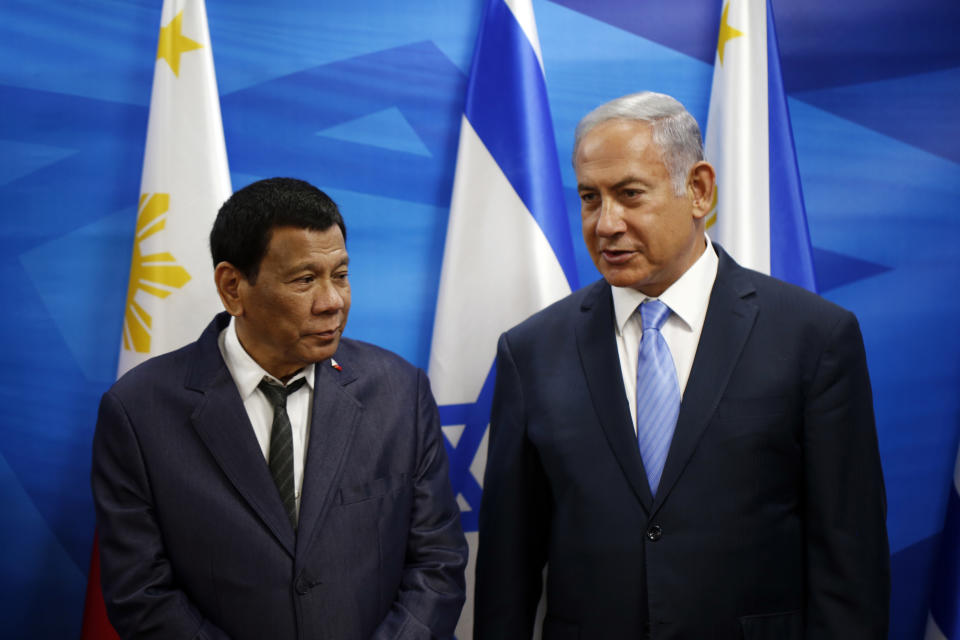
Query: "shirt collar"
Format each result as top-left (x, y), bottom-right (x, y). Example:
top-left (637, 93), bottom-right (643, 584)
top-left (222, 315), bottom-right (315, 400)
top-left (611, 235), bottom-right (718, 333)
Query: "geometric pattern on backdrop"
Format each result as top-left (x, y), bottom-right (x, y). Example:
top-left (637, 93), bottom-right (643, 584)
top-left (0, 1), bottom-right (959, 638)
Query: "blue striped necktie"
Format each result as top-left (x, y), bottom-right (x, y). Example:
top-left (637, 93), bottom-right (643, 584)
top-left (635, 299), bottom-right (681, 496)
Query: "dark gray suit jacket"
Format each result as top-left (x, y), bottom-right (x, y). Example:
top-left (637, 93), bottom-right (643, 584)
top-left (92, 312), bottom-right (467, 640)
top-left (475, 246), bottom-right (888, 639)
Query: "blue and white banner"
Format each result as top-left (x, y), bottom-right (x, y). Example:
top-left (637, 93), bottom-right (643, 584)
top-left (926, 443), bottom-right (960, 640)
top-left (704, 0), bottom-right (816, 291)
top-left (427, 0), bottom-right (576, 635)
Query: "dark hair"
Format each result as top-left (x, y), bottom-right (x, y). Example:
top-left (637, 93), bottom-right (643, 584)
top-left (210, 177), bottom-right (346, 281)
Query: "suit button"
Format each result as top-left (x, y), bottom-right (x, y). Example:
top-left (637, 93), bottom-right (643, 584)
top-left (646, 524), bottom-right (662, 541)
top-left (295, 577), bottom-right (309, 595)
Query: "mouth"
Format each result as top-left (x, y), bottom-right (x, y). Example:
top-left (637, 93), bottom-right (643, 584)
top-left (600, 248), bottom-right (637, 265)
top-left (305, 327), bottom-right (341, 340)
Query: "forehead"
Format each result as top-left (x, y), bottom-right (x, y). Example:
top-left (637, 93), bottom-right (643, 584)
top-left (575, 119), bottom-right (667, 182)
top-left (263, 225), bottom-right (348, 265)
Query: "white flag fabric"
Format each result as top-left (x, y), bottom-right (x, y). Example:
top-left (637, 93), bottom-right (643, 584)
top-left (117, 0), bottom-right (231, 376)
top-left (704, 0), bottom-right (816, 291)
top-left (925, 443), bottom-right (960, 640)
top-left (427, 0), bottom-right (577, 636)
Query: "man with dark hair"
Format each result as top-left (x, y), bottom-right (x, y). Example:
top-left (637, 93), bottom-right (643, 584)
top-left (92, 177), bottom-right (467, 640)
top-left (475, 92), bottom-right (888, 639)
top-left (209, 177), bottom-right (347, 279)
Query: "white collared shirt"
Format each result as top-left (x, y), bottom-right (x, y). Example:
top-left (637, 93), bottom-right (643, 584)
top-left (612, 236), bottom-right (719, 433)
top-left (218, 316), bottom-right (315, 516)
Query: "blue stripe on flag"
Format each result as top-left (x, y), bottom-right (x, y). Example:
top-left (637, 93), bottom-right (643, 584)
top-left (930, 470), bottom-right (960, 637)
top-left (463, 0), bottom-right (578, 288)
top-left (766, 0), bottom-right (817, 293)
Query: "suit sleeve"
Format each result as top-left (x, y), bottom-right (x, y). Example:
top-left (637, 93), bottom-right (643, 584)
top-left (802, 311), bottom-right (890, 638)
top-left (474, 333), bottom-right (551, 639)
top-left (370, 369), bottom-right (468, 640)
top-left (91, 390), bottom-right (232, 640)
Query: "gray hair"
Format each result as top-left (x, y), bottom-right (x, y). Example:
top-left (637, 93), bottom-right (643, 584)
top-left (573, 91), bottom-right (703, 196)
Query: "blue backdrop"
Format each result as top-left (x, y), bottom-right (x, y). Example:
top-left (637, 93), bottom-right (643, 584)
top-left (1, 0), bottom-right (958, 637)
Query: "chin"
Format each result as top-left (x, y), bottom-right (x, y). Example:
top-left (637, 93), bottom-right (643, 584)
top-left (300, 342), bottom-right (340, 365)
top-left (313, 347), bottom-right (339, 364)
top-left (600, 270), bottom-right (645, 290)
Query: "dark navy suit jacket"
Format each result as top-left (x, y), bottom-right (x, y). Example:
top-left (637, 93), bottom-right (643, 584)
top-left (92, 312), bottom-right (467, 640)
top-left (475, 246), bottom-right (888, 639)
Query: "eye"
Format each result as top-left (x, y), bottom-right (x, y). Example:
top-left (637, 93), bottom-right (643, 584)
top-left (296, 275), bottom-right (315, 284)
top-left (579, 192), bottom-right (598, 204)
top-left (622, 188), bottom-right (643, 198)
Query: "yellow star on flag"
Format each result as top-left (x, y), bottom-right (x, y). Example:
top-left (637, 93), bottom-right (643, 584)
top-left (157, 10), bottom-right (203, 76)
top-left (717, 2), bottom-right (744, 66)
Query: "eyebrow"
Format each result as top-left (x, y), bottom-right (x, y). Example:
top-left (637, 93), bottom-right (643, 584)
top-left (322, 256), bottom-right (350, 271)
top-left (285, 255), bottom-right (350, 276)
top-left (578, 176), bottom-right (649, 191)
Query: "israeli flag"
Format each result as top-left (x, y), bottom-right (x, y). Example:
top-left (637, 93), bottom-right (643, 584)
top-left (926, 444), bottom-right (960, 639)
top-left (704, 0), bottom-right (816, 291)
top-left (427, 0), bottom-right (577, 635)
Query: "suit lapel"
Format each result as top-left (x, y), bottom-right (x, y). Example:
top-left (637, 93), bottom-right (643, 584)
top-left (651, 248), bottom-right (758, 514)
top-left (295, 356), bottom-right (361, 559)
top-left (187, 314), bottom-right (297, 556)
top-left (576, 281), bottom-right (654, 512)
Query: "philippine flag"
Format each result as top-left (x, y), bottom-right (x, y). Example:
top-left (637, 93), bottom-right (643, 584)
top-left (81, 1), bottom-right (230, 637)
top-left (427, 0), bottom-right (577, 636)
top-left (704, 0), bottom-right (816, 291)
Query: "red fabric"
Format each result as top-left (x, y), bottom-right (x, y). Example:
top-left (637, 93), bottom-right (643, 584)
top-left (80, 532), bottom-right (121, 640)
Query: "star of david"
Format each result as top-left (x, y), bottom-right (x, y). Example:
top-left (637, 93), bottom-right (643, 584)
top-left (439, 363), bottom-right (497, 532)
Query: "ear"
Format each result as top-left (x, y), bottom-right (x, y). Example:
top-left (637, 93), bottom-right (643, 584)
top-left (687, 161), bottom-right (717, 220)
top-left (214, 262), bottom-right (246, 316)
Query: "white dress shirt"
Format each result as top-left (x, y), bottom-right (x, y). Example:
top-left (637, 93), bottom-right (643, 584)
top-left (612, 236), bottom-right (719, 432)
top-left (218, 316), bottom-right (315, 516)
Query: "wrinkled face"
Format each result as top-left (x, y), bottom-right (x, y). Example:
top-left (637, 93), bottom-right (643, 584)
top-left (576, 119), bottom-right (705, 297)
top-left (235, 225), bottom-right (350, 380)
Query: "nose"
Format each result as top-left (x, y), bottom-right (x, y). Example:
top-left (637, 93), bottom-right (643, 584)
top-left (311, 281), bottom-right (345, 315)
top-left (594, 199), bottom-right (626, 237)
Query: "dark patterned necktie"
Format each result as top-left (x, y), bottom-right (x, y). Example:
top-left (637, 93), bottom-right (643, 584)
top-left (258, 377), bottom-right (307, 529)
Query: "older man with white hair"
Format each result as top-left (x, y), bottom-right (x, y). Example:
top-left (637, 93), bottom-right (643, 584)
top-left (475, 92), bottom-right (889, 640)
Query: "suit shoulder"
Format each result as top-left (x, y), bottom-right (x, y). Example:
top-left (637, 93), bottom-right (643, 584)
top-left (722, 265), bottom-right (863, 354)
top-left (335, 337), bottom-right (421, 378)
top-left (505, 280), bottom-right (605, 341)
top-left (108, 341), bottom-right (197, 399)
top-left (333, 338), bottom-right (431, 406)
top-left (105, 314), bottom-right (229, 400)
top-left (714, 244), bottom-right (852, 321)
top-left (740, 267), bottom-right (854, 324)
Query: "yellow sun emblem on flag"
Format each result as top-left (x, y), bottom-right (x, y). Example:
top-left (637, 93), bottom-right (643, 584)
top-left (122, 193), bottom-right (192, 352)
